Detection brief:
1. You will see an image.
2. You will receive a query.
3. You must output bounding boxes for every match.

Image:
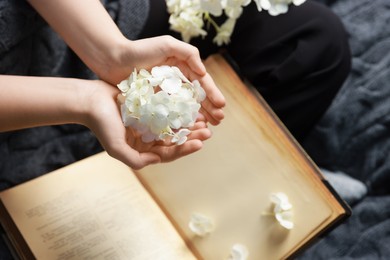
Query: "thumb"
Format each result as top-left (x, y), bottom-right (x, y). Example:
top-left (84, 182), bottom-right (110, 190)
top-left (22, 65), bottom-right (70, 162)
top-left (107, 143), bottom-right (161, 170)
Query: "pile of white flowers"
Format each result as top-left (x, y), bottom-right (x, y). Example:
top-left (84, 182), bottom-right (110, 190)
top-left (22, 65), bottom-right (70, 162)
top-left (166, 0), bottom-right (306, 46)
top-left (117, 65), bottom-right (206, 145)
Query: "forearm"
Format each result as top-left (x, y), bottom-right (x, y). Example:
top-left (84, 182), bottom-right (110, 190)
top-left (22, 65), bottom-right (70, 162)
top-left (26, 0), bottom-right (128, 82)
top-left (0, 75), bottom-right (88, 132)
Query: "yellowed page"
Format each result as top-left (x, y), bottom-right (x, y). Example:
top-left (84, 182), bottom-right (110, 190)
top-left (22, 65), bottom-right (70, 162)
top-left (0, 152), bottom-right (196, 260)
top-left (136, 55), bottom-right (337, 260)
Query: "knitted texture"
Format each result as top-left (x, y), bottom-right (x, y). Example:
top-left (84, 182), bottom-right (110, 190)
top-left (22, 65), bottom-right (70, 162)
top-left (0, 0), bottom-right (150, 76)
top-left (104, 0), bottom-right (150, 40)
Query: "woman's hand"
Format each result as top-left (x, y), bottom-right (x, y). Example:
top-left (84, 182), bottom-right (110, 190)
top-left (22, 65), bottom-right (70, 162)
top-left (27, 0), bottom-right (225, 125)
top-left (101, 36), bottom-right (226, 126)
top-left (83, 80), bottom-right (213, 170)
top-left (0, 75), bottom-right (213, 170)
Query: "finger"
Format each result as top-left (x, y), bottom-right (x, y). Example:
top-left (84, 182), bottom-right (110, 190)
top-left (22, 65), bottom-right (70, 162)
top-left (180, 67), bottom-right (226, 123)
top-left (187, 128), bottom-right (212, 142)
top-left (162, 36), bottom-right (206, 76)
top-left (174, 65), bottom-right (225, 125)
top-left (176, 64), bottom-right (225, 107)
top-left (198, 72), bottom-right (226, 108)
top-left (179, 65), bottom-right (225, 108)
top-left (199, 106), bottom-right (220, 126)
top-left (190, 120), bottom-right (208, 129)
top-left (130, 134), bottom-right (156, 153)
top-left (106, 141), bottom-right (161, 170)
top-left (152, 139), bottom-right (204, 163)
top-left (200, 99), bottom-right (225, 125)
top-left (196, 112), bottom-right (207, 122)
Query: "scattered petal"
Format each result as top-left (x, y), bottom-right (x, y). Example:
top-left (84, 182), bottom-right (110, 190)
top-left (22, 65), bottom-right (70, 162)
top-left (189, 212), bottom-right (214, 237)
top-left (228, 244), bottom-right (249, 260)
top-left (172, 129), bottom-right (191, 145)
top-left (270, 192), bottom-right (294, 230)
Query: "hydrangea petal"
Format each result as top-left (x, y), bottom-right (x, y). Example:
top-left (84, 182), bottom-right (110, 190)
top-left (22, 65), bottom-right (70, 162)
top-left (188, 212), bottom-right (214, 236)
top-left (151, 65), bottom-right (174, 78)
top-left (228, 244), bottom-right (249, 260)
top-left (117, 80), bottom-right (130, 93)
top-left (172, 66), bottom-right (191, 83)
top-left (192, 80), bottom-right (206, 102)
top-left (200, 0), bottom-right (223, 16)
top-left (161, 77), bottom-right (182, 94)
top-left (293, 0), bottom-right (306, 5)
top-left (275, 211), bottom-right (294, 230)
top-left (270, 192), bottom-right (294, 230)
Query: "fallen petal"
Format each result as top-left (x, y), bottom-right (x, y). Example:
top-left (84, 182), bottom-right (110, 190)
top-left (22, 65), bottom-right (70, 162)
top-left (189, 212), bottom-right (214, 237)
top-left (228, 244), bottom-right (249, 260)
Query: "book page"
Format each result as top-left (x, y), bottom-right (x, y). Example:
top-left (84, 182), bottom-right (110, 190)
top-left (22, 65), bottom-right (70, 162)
top-left (135, 55), bottom-right (342, 260)
top-left (0, 153), bottom-right (196, 260)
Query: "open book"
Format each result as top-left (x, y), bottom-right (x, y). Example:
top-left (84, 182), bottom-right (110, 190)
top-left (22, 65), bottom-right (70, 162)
top-left (0, 54), bottom-right (350, 260)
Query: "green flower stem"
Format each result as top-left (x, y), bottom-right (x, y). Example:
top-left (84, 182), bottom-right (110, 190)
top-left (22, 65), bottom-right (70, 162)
top-left (204, 12), bottom-right (221, 33)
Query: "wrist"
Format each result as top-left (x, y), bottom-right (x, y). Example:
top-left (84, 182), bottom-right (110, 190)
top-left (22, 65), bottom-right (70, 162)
top-left (93, 37), bottom-right (134, 85)
top-left (76, 79), bottom-right (120, 129)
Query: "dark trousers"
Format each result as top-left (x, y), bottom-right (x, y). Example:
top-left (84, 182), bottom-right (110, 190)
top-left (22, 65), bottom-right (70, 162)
top-left (139, 1), bottom-right (351, 143)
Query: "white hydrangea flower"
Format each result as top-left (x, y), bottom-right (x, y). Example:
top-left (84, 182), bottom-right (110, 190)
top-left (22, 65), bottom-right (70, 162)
top-left (270, 192), bottom-right (294, 230)
top-left (223, 0), bottom-right (251, 19)
top-left (168, 0), bottom-right (207, 43)
top-left (254, 0), bottom-right (305, 16)
top-left (188, 212), bottom-right (215, 236)
top-left (213, 17), bottom-right (237, 46)
top-left (228, 244), bottom-right (249, 260)
top-left (117, 66), bottom-right (205, 145)
top-left (139, 92), bottom-right (170, 134)
top-left (292, 0), bottom-right (306, 5)
top-left (166, 0), bottom-right (306, 44)
top-left (200, 0), bottom-right (224, 16)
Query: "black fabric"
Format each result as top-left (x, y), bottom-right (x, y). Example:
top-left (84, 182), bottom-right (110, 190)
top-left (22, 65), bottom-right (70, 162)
top-left (140, 0), bottom-right (351, 143)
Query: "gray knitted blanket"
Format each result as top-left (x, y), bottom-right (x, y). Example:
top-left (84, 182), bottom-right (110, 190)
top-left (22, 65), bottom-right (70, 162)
top-left (300, 0), bottom-right (390, 258)
top-left (1, 0), bottom-right (390, 258)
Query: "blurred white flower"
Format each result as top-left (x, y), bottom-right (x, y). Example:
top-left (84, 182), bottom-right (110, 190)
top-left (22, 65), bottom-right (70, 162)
top-left (200, 0), bottom-right (224, 16)
top-left (166, 0), bottom-right (306, 44)
top-left (228, 244), bottom-right (249, 260)
top-left (189, 212), bottom-right (214, 236)
top-left (223, 0), bottom-right (251, 19)
top-left (117, 66), bottom-right (205, 145)
top-left (213, 17), bottom-right (237, 46)
top-left (168, 1), bottom-right (207, 43)
top-left (254, 0), bottom-right (306, 16)
top-left (270, 192), bottom-right (294, 230)
top-left (293, 0), bottom-right (306, 5)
